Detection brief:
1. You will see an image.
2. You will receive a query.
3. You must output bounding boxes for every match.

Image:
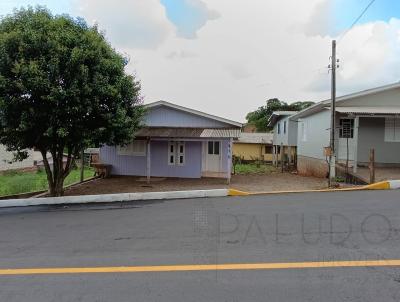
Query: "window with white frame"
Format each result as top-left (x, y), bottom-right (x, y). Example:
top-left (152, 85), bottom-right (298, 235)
top-left (384, 117), bottom-right (400, 142)
top-left (177, 142), bottom-right (185, 165)
top-left (168, 141), bottom-right (176, 165)
top-left (168, 141), bottom-right (186, 166)
top-left (301, 121), bottom-right (307, 142)
top-left (208, 141), bottom-right (220, 155)
top-left (117, 140), bottom-right (146, 156)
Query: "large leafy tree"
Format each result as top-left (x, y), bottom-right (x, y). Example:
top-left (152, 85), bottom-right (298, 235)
top-left (246, 98), bottom-right (314, 132)
top-left (0, 8), bottom-right (144, 196)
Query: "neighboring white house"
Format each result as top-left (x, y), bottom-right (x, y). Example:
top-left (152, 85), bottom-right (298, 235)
top-left (290, 82), bottom-right (400, 177)
top-left (0, 145), bottom-right (35, 172)
top-left (268, 111), bottom-right (298, 166)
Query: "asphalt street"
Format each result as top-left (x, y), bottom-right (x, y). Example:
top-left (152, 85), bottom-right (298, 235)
top-left (1, 190), bottom-right (400, 301)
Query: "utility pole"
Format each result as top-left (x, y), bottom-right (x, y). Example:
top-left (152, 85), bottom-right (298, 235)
top-left (329, 40), bottom-right (337, 186)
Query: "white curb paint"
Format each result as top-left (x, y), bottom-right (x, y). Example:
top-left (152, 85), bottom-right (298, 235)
top-left (388, 180), bottom-right (400, 189)
top-left (0, 189), bottom-right (229, 208)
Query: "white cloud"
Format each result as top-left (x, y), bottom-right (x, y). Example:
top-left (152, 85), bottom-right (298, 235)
top-left (301, 0), bottom-right (335, 37)
top-left (310, 18), bottom-right (400, 95)
top-left (73, 0), bottom-right (174, 49)
top-left (72, 0), bottom-right (400, 122)
top-left (165, 50), bottom-right (198, 59)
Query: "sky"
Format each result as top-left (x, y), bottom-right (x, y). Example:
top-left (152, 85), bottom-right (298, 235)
top-left (1, 0), bottom-right (400, 122)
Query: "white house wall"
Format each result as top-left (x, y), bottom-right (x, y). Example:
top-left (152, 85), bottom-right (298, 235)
top-left (338, 87), bottom-right (400, 107)
top-left (357, 117), bottom-right (400, 164)
top-left (273, 116), bottom-right (297, 146)
top-left (297, 110), bottom-right (331, 160)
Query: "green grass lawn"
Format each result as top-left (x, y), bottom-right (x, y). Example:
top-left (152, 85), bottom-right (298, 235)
top-left (0, 167), bottom-right (94, 197)
top-left (233, 162), bottom-right (276, 175)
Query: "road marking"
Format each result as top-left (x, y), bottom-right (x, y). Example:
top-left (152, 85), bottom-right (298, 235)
top-left (1, 260), bottom-right (400, 275)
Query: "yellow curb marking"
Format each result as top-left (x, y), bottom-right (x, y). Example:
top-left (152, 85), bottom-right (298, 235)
top-left (1, 260), bottom-right (400, 275)
top-left (228, 180), bottom-right (392, 196)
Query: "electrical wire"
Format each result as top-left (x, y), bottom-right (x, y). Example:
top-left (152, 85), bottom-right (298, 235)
top-left (338, 0), bottom-right (377, 44)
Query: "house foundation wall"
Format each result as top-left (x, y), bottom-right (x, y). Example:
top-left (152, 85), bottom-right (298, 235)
top-left (297, 155), bottom-right (328, 178)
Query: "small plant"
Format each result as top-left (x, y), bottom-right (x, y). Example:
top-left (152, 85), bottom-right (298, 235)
top-left (335, 176), bottom-right (345, 183)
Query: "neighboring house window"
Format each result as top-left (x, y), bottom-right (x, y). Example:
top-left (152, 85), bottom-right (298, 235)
top-left (117, 140), bottom-right (146, 156)
top-left (277, 122), bottom-right (281, 134)
top-left (283, 121), bottom-right (287, 134)
top-left (168, 141), bottom-right (186, 165)
top-left (264, 145), bottom-right (272, 154)
top-left (384, 117), bottom-right (400, 142)
top-left (339, 119), bottom-right (354, 138)
top-left (208, 141), bottom-right (220, 155)
top-left (301, 121), bottom-right (307, 142)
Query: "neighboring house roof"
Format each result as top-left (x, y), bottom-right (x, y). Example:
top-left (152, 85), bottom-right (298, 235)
top-left (235, 132), bottom-right (273, 144)
top-left (291, 81), bottom-right (400, 120)
top-left (145, 100), bottom-right (242, 128)
top-left (268, 111), bottom-right (298, 127)
top-left (135, 127), bottom-right (240, 138)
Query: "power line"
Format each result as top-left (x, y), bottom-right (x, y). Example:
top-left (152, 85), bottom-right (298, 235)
top-left (338, 0), bottom-right (377, 44)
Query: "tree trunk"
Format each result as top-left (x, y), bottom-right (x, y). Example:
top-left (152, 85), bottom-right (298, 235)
top-left (41, 148), bottom-right (75, 197)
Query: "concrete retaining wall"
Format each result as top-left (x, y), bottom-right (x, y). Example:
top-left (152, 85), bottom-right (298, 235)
top-left (297, 155), bottom-right (329, 178)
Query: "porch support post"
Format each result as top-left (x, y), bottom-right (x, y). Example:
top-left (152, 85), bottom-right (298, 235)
top-left (227, 138), bottom-right (233, 184)
top-left (288, 146), bottom-right (292, 166)
top-left (146, 138), bottom-right (151, 184)
top-left (353, 116), bottom-right (359, 173)
top-left (273, 145), bottom-right (277, 167)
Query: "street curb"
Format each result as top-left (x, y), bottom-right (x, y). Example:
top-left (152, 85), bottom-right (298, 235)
top-left (227, 180), bottom-right (400, 196)
top-left (0, 189), bottom-right (229, 208)
top-left (1, 180), bottom-right (398, 208)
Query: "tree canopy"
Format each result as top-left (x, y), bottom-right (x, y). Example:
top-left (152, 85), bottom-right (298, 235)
top-left (0, 7), bottom-right (144, 196)
top-left (245, 98), bottom-right (314, 132)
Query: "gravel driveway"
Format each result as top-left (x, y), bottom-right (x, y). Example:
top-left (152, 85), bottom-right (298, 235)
top-left (63, 172), bottom-right (328, 196)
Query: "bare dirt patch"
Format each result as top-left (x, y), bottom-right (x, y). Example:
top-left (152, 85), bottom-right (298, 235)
top-left (63, 172), bottom-right (327, 196)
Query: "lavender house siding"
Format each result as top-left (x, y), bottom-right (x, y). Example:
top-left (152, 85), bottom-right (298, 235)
top-left (219, 139), bottom-right (230, 173)
top-left (100, 138), bottom-right (231, 178)
top-left (100, 145), bottom-right (146, 176)
top-left (99, 102), bottom-right (240, 179)
top-left (145, 106), bottom-right (230, 128)
top-left (151, 141), bottom-right (202, 178)
top-left (100, 141), bottom-right (203, 178)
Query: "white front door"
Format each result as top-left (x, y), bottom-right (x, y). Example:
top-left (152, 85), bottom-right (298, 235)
top-left (204, 141), bottom-right (221, 172)
top-left (338, 118), bottom-right (355, 161)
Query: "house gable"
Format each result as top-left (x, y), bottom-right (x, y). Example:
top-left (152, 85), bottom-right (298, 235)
top-left (337, 87), bottom-right (400, 107)
top-left (144, 102), bottom-right (241, 128)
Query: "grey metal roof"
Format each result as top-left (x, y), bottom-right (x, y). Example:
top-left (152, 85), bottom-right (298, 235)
top-left (235, 132), bottom-right (273, 144)
top-left (332, 107), bottom-right (400, 114)
top-left (135, 127), bottom-right (240, 138)
top-left (200, 128), bottom-right (241, 138)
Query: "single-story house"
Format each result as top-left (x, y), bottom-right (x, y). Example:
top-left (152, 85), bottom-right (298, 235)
top-left (99, 101), bottom-right (242, 183)
top-left (290, 82), bottom-right (400, 178)
top-left (267, 111), bottom-right (298, 166)
top-left (0, 145), bottom-right (35, 172)
top-left (233, 132), bottom-right (273, 161)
